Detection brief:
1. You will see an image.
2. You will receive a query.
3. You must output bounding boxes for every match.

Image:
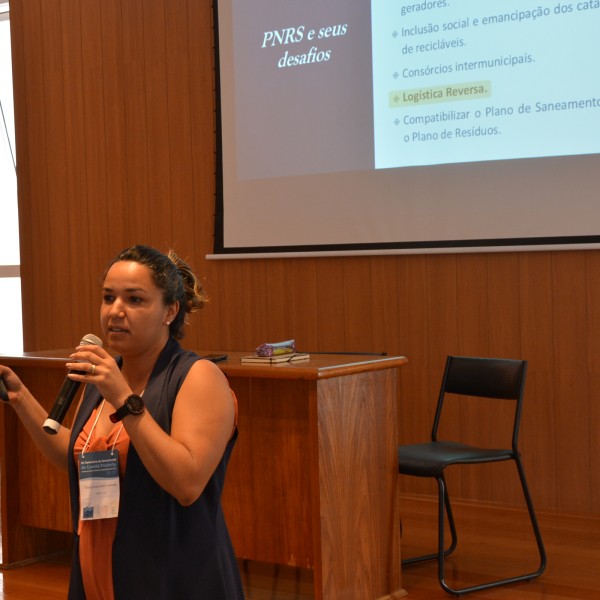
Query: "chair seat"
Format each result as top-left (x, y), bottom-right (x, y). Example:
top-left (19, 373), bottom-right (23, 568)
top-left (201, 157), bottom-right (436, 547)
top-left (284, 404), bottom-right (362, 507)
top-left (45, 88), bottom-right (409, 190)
top-left (398, 441), bottom-right (514, 477)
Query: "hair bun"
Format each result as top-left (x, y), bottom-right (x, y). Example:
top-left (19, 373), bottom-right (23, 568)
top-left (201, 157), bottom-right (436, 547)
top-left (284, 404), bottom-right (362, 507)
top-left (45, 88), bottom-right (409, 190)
top-left (167, 250), bottom-right (208, 314)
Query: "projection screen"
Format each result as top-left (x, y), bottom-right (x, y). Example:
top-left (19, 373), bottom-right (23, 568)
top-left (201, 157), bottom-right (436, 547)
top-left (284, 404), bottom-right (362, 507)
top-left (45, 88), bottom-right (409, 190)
top-left (210, 0), bottom-right (600, 258)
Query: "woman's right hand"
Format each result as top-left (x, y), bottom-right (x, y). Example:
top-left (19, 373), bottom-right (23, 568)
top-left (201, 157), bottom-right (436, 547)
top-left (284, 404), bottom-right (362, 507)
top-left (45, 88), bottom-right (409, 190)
top-left (0, 366), bottom-right (25, 406)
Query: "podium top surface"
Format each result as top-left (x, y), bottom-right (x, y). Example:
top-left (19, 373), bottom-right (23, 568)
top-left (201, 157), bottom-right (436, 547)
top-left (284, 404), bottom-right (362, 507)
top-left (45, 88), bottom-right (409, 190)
top-left (1, 349), bottom-right (407, 381)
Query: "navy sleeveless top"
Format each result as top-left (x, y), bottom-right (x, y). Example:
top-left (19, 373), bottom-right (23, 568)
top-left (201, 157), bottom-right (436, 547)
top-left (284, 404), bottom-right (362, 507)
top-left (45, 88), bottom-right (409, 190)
top-left (67, 338), bottom-right (244, 599)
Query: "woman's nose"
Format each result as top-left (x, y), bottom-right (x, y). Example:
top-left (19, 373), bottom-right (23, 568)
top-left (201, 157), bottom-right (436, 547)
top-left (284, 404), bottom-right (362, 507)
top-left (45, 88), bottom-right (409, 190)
top-left (110, 300), bottom-right (125, 317)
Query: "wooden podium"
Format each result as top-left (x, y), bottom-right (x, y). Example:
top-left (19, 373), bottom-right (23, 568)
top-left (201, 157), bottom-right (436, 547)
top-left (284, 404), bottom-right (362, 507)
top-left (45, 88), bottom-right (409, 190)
top-left (0, 350), bottom-right (407, 599)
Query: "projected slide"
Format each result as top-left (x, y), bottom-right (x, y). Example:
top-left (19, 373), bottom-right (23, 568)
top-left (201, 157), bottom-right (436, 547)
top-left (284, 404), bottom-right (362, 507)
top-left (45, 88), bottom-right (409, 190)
top-left (372, 0), bottom-right (600, 168)
top-left (215, 0), bottom-right (600, 255)
top-left (226, 1), bottom-right (374, 180)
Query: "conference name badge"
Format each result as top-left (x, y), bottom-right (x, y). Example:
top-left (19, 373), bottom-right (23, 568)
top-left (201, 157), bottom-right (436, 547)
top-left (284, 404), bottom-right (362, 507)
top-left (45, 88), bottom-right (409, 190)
top-left (78, 450), bottom-right (120, 520)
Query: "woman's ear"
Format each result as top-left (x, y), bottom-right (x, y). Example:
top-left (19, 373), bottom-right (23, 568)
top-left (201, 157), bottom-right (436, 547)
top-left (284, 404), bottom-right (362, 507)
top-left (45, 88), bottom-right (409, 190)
top-left (165, 301), bottom-right (179, 325)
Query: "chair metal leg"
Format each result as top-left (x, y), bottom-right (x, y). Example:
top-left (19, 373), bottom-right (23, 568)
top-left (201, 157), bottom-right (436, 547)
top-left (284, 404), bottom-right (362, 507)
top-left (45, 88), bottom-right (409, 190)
top-left (436, 459), bottom-right (547, 596)
top-left (441, 474), bottom-right (458, 557)
top-left (402, 474), bottom-right (457, 566)
top-left (515, 454), bottom-right (547, 575)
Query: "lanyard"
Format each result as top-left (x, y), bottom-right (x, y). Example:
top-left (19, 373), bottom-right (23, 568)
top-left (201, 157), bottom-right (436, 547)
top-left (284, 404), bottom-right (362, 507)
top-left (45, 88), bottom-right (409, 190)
top-left (80, 400), bottom-right (124, 457)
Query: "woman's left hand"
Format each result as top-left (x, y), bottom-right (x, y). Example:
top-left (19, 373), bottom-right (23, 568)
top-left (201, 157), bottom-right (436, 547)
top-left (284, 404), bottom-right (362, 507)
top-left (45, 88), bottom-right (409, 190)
top-left (65, 345), bottom-right (131, 407)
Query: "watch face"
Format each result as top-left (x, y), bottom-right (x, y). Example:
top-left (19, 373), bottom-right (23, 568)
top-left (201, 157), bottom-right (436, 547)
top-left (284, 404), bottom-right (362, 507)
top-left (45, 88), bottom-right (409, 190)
top-left (126, 394), bottom-right (145, 414)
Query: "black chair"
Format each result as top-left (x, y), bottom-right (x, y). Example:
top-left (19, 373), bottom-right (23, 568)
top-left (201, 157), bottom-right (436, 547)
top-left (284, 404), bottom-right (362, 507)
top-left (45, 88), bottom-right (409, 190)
top-left (398, 356), bottom-right (546, 596)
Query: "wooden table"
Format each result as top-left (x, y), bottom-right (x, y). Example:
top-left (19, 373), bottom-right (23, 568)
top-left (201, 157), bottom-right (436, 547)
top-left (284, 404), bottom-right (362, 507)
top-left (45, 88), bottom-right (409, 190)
top-left (0, 350), bottom-right (407, 599)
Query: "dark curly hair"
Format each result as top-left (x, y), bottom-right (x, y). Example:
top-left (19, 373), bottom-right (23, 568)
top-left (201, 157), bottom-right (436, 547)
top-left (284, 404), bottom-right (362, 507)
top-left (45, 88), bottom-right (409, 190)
top-left (104, 245), bottom-right (208, 340)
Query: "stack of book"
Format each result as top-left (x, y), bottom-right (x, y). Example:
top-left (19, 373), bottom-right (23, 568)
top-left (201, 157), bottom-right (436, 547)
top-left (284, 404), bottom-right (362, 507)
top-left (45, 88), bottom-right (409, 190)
top-left (240, 352), bottom-right (310, 364)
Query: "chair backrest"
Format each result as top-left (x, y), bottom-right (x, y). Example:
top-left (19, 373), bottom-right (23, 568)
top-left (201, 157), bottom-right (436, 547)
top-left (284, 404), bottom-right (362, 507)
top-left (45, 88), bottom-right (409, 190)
top-left (443, 356), bottom-right (526, 399)
top-left (432, 356), bottom-right (528, 449)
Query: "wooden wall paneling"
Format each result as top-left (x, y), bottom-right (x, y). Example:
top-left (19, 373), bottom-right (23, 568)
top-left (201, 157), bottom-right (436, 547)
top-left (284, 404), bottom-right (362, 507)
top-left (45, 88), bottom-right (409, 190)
top-left (142, 0), bottom-right (173, 245)
top-left (551, 251), bottom-right (590, 514)
top-left (165, 0), bottom-right (195, 248)
top-left (171, 0), bottom-right (216, 359)
top-left (188, 0), bottom-right (219, 351)
top-left (456, 253), bottom-right (490, 356)
top-left (584, 251), bottom-right (600, 514)
top-left (39, 0), bottom-right (70, 338)
top-left (341, 257), bottom-right (373, 352)
top-left (189, 300), bottom-right (214, 351)
top-left (290, 258), bottom-right (320, 352)
top-left (187, 0), bottom-right (217, 258)
top-left (187, 0), bottom-right (215, 169)
top-left (120, 0), bottom-right (151, 245)
top-left (190, 204), bottom-right (217, 352)
top-left (425, 255), bottom-right (460, 367)
top-left (369, 256), bottom-right (399, 356)
top-left (79, 0), bottom-right (112, 315)
top-left (396, 254), bottom-right (430, 441)
top-left (20, 0), bottom-right (54, 350)
top-left (239, 261), bottom-right (268, 350)
top-left (39, 0), bottom-right (74, 347)
top-left (9, 0), bottom-right (600, 519)
top-left (60, 0), bottom-right (95, 342)
top-left (85, 0), bottom-right (128, 285)
top-left (486, 252), bottom-right (525, 505)
top-left (262, 258), bottom-right (295, 344)
top-left (80, 0), bottom-right (129, 340)
top-left (216, 260), bottom-right (247, 349)
top-left (196, 260), bottom-right (223, 350)
top-left (487, 252), bottom-right (522, 358)
top-left (396, 255), bottom-right (429, 366)
top-left (99, 0), bottom-right (130, 252)
top-left (315, 258), bottom-right (346, 351)
top-left (518, 251), bottom-right (558, 511)
top-left (193, 21), bottom-right (221, 359)
top-left (179, 293), bottom-right (200, 352)
top-left (162, 1), bottom-right (203, 349)
top-left (163, 0), bottom-right (204, 347)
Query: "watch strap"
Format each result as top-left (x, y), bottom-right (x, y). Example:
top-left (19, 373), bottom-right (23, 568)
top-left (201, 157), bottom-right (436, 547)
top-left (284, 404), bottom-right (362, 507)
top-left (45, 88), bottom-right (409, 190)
top-left (109, 394), bottom-right (144, 423)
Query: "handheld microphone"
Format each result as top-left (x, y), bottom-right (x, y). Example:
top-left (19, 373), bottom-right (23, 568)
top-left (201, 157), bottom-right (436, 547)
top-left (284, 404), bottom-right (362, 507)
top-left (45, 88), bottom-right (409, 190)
top-left (0, 376), bottom-right (8, 402)
top-left (43, 333), bottom-right (103, 435)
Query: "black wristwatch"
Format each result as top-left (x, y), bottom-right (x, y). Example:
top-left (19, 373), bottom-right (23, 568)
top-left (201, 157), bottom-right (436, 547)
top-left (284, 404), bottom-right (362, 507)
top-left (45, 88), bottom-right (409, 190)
top-left (110, 394), bottom-right (145, 423)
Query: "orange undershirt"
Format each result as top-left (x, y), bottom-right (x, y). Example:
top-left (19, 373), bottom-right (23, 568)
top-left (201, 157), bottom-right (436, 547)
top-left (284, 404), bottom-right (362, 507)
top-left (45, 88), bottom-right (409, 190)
top-left (73, 407), bottom-right (130, 600)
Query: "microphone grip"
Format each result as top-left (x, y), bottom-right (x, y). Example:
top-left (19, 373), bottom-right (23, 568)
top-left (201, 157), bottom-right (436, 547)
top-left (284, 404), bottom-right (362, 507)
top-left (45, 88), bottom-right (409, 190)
top-left (42, 373), bottom-right (84, 435)
top-left (42, 333), bottom-right (103, 434)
